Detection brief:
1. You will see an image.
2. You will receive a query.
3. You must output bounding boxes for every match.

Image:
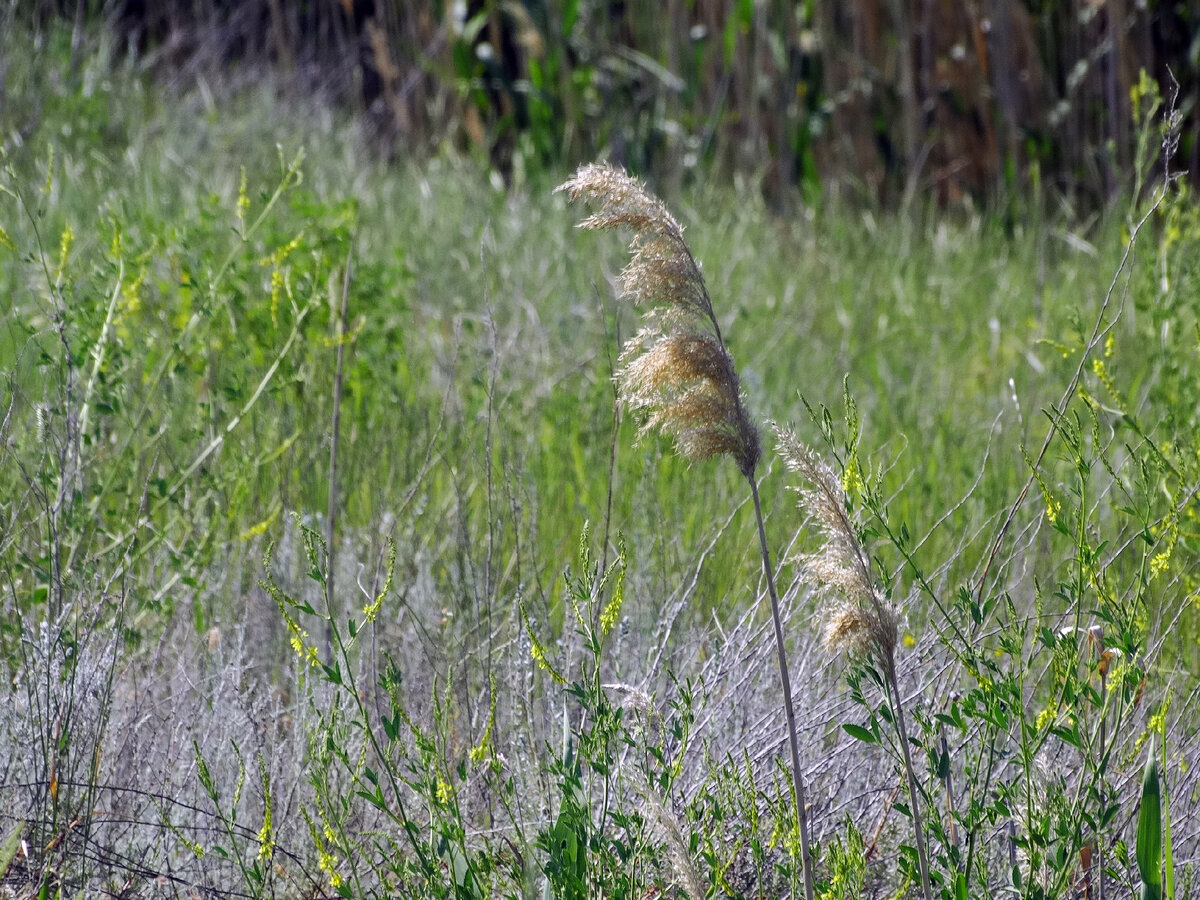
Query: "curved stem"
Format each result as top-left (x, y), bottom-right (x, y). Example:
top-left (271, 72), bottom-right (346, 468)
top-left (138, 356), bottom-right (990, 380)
top-left (750, 476), bottom-right (815, 900)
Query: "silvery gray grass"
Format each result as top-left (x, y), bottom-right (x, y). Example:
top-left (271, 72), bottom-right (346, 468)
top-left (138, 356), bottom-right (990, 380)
top-left (557, 163), bottom-right (815, 900)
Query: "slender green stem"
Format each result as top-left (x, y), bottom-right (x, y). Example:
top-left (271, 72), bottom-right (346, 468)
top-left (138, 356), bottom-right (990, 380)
top-left (964, 717), bottom-right (999, 886)
top-left (749, 477), bottom-right (815, 900)
top-left (884, 651), bottom-right (933, 900)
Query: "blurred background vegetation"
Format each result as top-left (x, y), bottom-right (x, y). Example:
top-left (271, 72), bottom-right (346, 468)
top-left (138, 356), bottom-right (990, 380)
top-left (10, 0), bottom-right (1199, 210)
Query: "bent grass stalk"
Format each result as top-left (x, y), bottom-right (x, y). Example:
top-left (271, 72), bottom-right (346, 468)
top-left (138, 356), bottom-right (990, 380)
top-left (556, 164), bottom-right (816, 900)
top-left (774, 426), bottom-right (933, 900)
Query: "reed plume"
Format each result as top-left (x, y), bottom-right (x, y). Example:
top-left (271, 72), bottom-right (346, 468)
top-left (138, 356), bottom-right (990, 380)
top-left (556, 163), bottom-right (760, 479)
top-left (774, 424), bottom-right (933, 900)
top-left (557, 163), bottom-right (814, 900)
top-left (772, 432), bottom-right (901, 658)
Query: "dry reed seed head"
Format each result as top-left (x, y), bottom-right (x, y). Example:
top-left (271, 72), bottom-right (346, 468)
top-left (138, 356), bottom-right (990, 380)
top-left (558, 164), bottom-right (713, 323)
top-left (635, 383), bottom-right (761, 476)
top-left (624, 768), bottom-right (707, 900)
top-left (620, 331), bottom-right (739, 395)
top-left (822, 599), bottom-right (875, 657)
top-left (618, 332), bottom-right (759, 471)
top-left (560, 162), bottom-right (761, 478)
top-left (873, 599), bottom-right (902, 658)
top-left (622, 236), bottom-right (709, 317)
top-left (821, 594), bottom-right (901, 660)
top-left (801, 553), bottom-right (874, 603)
top-left (556, 163), bottom-right (685, 242)
top-left (772, 423), bottom-right (901, 659)
top-left (775, 426), bottom-right (850, 526)
top-left (804, 490), bottom-right (877, 595)
top-left (775, 425), bottom-right (863, 565)
top-left (601, 682), bottom-right (655, 715)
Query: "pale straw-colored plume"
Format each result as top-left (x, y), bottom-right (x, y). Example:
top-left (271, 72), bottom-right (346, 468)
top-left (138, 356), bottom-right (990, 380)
top-left (556, 164), bottom-right (760, 479)
top-left (772, 425), bottom-right (900, 660)
top-left (772, 424), bottom-right (932, 900)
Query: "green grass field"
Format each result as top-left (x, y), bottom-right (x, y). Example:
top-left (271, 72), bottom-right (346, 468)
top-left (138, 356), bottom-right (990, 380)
top-left (2, 21), bottom-right (1199, 900)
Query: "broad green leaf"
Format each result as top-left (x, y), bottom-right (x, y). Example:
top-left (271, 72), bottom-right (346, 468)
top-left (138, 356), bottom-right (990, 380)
top-left (842, 723), bottom-right (878, 744)
top-left (1137, 737), bottom-right (1162, 900)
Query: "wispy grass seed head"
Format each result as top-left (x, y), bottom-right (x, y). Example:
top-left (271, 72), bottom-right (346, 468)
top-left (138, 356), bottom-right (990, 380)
top-left (773, 424), bottom-right (900, 661)
top-left (558, 163), bottom-right (760, 478)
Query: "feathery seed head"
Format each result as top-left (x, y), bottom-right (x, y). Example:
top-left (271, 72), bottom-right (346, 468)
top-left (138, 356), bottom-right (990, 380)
top-left (773, 423), bottom-right (900, 661)
top-left (556, 163), bottom-right (686, 242)
top-left (621, 332), bottom-right (738, 397)
top-left (622, 237), bottom-right (710, 317)
top-left (822, 599), bottom-right (876, 657)
top-left (559, 163), bottom-right (760, 478)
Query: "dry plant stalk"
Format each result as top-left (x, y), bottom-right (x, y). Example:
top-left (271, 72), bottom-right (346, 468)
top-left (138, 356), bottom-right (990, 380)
top-left (557, 163), bottom-right (815, 900)
top-left (774, 424), bottom-right (933, 900)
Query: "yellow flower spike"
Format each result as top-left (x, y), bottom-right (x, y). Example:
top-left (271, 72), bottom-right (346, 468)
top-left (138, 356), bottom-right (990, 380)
top-left (362, 540), bottom-right (395, 624)
top-left (599, 544), bottom-right (627, 638)
top-left (256, 815), bottom-right (274, 861)
top-left (236, 167), bottom-right (250, 233)
top-left (55, 224), bottom-right (74, 284)
top-left (521, 601), bottom-right (564, 684)
top-left (269, 269), bottom-right (285, 328)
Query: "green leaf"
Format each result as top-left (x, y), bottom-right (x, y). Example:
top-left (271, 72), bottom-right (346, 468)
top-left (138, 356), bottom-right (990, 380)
top-left (562, 0), bottom-right (580, 36)
top-left (842, 723), bottom-right (878, 745)
top-left (936, 746), bottom-right (950, 780)
top-left (1137, 737), bottom-right (1162, 900)
top-left (381, 713), bottom-right (399, 742)
top-left (1164, 754), bottom-right (1175, 900)
top-left (355, 786), bottom-right (386, 811)
top-left (321, 661), bottom-right (342, 685)
top-left (0, 823), bottom-right (24, 876)
top-left (1051, 723), bottom-right (1082, 749)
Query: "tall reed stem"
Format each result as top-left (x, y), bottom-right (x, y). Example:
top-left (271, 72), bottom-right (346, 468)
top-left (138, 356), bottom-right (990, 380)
top-left (750, 477), bottom-right (815, 900)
